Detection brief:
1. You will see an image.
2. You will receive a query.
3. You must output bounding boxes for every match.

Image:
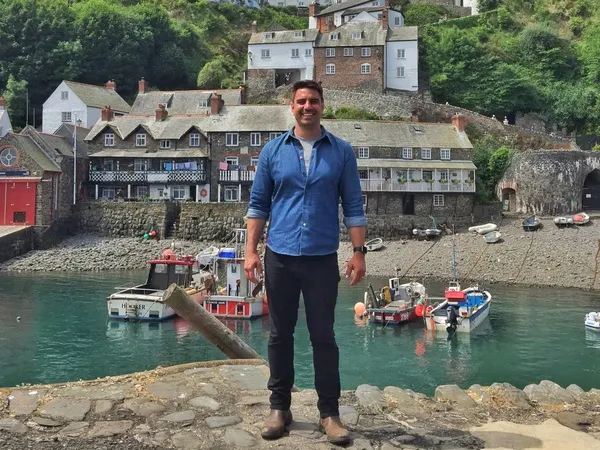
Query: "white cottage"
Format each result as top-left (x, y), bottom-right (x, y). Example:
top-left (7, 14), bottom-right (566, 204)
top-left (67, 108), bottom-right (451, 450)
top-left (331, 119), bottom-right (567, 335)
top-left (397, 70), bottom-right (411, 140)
top-left (42, 80), bottom-right (131, 134)
top-left (0, 97), bottom-right (12, 137)
top-left (385, 27), bottom-right (418, 92)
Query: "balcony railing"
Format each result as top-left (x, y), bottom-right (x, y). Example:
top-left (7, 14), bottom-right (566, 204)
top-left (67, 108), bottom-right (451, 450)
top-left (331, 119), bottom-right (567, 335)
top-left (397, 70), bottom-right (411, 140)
top-left (360, 179), bottom-right (475, 193)
top-left (218, 170), bottom-right (256, 183)
top-left (89, 170), bottom-right (207, 184)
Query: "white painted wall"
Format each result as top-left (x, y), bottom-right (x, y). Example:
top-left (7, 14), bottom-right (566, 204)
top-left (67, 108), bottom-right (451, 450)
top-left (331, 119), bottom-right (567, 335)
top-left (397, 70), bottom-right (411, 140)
top-left (0, 110), bottom-right (12, 137)
top-left (42, 81), bottom-right (89, 134)
top-left (248, 41), bottom-right (315, 76)
top-left (385, 40), bottom-right (418, 91)
top-left (462, 0), bottom-right (478, 14)
top-left (389, 10), bottom-right (404, 28)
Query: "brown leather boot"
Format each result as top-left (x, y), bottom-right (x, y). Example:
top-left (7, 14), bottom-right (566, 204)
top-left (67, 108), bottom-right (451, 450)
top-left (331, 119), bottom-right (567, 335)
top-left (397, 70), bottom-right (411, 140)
top-left (261, 409), bottom-right (293, 440)
top-left (320, 416), bottom-right (350, 445)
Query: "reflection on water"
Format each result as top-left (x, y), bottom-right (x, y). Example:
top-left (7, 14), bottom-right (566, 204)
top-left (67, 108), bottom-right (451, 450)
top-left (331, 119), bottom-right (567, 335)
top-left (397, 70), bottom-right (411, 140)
top-left (585, 329), bottom-right (600, 349)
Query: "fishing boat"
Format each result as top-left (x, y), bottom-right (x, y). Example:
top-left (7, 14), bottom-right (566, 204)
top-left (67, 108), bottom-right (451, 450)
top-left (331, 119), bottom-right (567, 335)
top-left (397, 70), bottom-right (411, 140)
top-left (573, 212), bottom-right (590, 225)
top-left (413, 216), bottom-right (442, 240)
top-left (585, 312), bottom-right (600, 331)
top-left (107, 249), bottom-right (210, 321)
top-left (483, 230), bottom-right (501, 243)
top-left (201, 228), bottom-right (268, 320)
top-left (522, 215), bottom-right (541, 231)
top-left (424, 235), bottom-right (492, 334)
top-left (365, 237), bottom-right (384, 252)
top-left (364, 268), bottom-right (427, 325)
top-left (468, 223), bottom-right (498, 235)
top-left (554, 216), bottom-right (573, 228)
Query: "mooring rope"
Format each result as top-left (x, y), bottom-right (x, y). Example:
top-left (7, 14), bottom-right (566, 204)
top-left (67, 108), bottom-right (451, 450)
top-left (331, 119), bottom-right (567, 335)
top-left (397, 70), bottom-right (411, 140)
top-left (400, 239), bottom-right (439, 280)
top-left (514, 230), bottom-right (535, 283)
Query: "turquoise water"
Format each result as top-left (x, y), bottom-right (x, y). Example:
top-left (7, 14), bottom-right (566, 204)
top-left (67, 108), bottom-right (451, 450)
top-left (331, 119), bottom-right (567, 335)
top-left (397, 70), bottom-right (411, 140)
top-left (1, 271), bottom-right (600, 395)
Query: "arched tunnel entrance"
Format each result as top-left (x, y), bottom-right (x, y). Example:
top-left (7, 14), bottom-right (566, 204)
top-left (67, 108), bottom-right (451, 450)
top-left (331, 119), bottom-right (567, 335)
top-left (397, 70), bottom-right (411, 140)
top-left (582, 169), bottom-right (600, 210)
top-left (501, 188), bottom-right (516, 212)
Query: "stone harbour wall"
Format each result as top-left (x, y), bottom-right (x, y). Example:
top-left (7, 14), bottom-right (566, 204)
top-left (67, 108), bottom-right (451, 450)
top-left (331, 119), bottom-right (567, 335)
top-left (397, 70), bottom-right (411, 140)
top-left (0, 227), bottom-right (35, 264)
top-left (175, 202), bottom-right (248, 242)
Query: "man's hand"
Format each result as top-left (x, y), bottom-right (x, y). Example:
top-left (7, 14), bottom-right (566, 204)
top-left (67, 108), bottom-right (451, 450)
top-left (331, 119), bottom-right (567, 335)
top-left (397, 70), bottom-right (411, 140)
top-left (345, 252), bottom-right (366, 286)
top-left (244, 251), bottom-right (263, 284)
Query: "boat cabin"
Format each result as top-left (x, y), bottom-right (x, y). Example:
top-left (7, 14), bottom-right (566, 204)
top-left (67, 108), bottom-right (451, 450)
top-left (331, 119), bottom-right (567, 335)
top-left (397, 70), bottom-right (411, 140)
top-left (144, 256), bottom-right (196, 291)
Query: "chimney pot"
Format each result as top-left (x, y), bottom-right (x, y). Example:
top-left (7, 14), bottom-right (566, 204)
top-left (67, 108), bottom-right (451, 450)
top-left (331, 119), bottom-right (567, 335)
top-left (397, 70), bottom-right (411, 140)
top-left (239, 86), bottom-right (247, 105)
top-left (452, 113), bottom-right (467, 132)
top-left (380, 8), bottom-right (388, 30)
top-left (101, 105), bottom-right (114, 122)
top-left (138, 77), bottom-right (148, 94)
top-left (251, 21), bottom-right (257, 34)
top-left (155, 104), bottom-right (168, 122)
top-left (105, 80), bottom-right (116, 90)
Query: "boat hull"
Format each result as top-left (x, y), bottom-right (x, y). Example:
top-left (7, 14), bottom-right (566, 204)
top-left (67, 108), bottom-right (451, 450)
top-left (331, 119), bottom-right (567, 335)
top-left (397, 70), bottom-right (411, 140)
top-left (202, 294), bottom-right (268, 319)
top-left (468, 223), bottom-right (497, 235)
top-left (107, 289), bottom-right (204, 321)
top-left (585, 312), bottom-right (600, 331)
top-left (365, 238), bottom-right (383, 251)
top-left (425, 293), bottom-right (491, 333)
top-left (368, 306), bottom-right (419, 325)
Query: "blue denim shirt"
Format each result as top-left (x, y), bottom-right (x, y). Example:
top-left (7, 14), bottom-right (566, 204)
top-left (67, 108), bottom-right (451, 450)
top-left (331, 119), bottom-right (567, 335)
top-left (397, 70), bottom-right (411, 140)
top-left (247, 126), bottom-right (367, 256)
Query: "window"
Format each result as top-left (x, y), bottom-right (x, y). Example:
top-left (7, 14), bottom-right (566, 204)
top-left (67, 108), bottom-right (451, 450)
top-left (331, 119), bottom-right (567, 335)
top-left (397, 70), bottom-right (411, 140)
top-left (358, 169), bottom-right (368, 179)
top-left (160, 140), bottom-right (171, 149)
top-left (397, 49), bottom-right (405, 58)
top-left (250, 133), bottom-right (261, 146)
top-left (358, 147), bottom-right (369, 158)
top-left (269, 132), bottom-right (282, 140)
top-left (264, 32), bottom-right (273, 39)
top-left (261, 49), bottom-right (270, 59)
top-left (372, 0), bottom-right (378, 5)
top-left (61, 112), bottom-right (72, 123)
top-left (226, 133), bottom-right (239, 146)
top-left (103, 160), bottom-right (114, 171)
top-left (421, 148), bottom-right (431, 159)
top-left (440, 148), bottom-right (451, 160)
top-left (439, 171), bottom-right (449, 181)
top-left (61, 91), bottom-right (69, 100)
top-left (189, 133), bottom-right (200, 147)
top-left (104, 133), bottom-right (115, 147)
top-left (326, 48), bottom-right (335, 57)
top-left (329, 33), bottom-right (339, 40)
top-left (305, 49), bottom-right (312, 57)
top-left (395, 17), bottom-right (401, 26)
top-left (402, 147), bottom-right (413, 159)
top-left (225, 186), bottom-right (239, 202)
top-left (102, 188), bottom-right (115, 199)
top-left (352, 32), bottom-right (362, 40)
top-left (294, 31), bottom-right (303, 37)
top-left (134, 159), bottom-right (147, 171)
top-left (361, 64), bottom-right (371, 74)
top-left (423, 170), bottom-right (433, 182)
top-left (199, 100), bottom-right (208, 108)
top-left (291, 48), bottom-right (299, 58)
top-left (361, 48), bottom-right (371, 57)
top-left (136, 186), bottom-right (148, 197)
top-left (397, 66), bottom-right (405, 77)
top-left (136, 133), bottom-right (147, 147)
top-left (344, 48), bottom-right (353, 57)
top-left (0, 148), bottom-right (17, 167)
top-left (433, 194), bottom-right (444, 207)
top-left (250, 156), bottom-right (260, 166)
top-left (326, 64), bottom-right (335, 75)
top-left (172, 185), bottom-right (187, 200)
top-left (225, 156), bottom-right (239, 165)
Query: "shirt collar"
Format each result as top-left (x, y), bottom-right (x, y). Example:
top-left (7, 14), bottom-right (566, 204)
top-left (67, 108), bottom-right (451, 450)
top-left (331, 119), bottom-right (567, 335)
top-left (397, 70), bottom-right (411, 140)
top-left (284, 126), bottom-right (333, 145)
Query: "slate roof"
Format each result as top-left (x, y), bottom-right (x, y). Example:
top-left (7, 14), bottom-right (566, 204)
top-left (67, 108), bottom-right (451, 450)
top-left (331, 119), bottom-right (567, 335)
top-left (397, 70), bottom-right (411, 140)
top-left (248, 28), bottom-right (319, 44)
top-left (11, 135), bottom-right (62, 172)
top-left (55, 124), bottom-right (91, 158)
top-left (315, 22), bottom-right (387, 47)
top-left (318, 0), bottom-right (373, 16)
top-left (64, 81), bottom-right (131, 113)
top-left (387, 26), bottom-right (418, 41)
top-left (129, 90), bottom-right (243, 116)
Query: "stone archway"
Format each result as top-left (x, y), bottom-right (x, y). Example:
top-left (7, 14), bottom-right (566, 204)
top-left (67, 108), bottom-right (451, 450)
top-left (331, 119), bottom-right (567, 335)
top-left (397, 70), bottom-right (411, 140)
top-left (501, 188), bottom-right (517, 212)
top-left (582, 169), bottom-right (600, 211)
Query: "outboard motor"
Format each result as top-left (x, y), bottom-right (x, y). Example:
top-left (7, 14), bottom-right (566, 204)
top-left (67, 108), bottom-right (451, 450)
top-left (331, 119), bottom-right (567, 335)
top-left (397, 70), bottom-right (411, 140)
top-left (446, 306), bottom-right (459, 333)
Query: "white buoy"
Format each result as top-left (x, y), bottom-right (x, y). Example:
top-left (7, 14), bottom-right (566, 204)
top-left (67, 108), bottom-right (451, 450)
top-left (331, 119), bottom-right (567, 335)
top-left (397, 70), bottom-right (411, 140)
top-left (16, 316), bottom-right (21, 322)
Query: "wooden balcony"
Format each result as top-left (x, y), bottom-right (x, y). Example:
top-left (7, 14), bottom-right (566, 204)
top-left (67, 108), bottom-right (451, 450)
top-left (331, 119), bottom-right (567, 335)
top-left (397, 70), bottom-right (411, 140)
top-left (218, 170), bottom-right (256, 183)
top-left (360, 179), bottom-right (475, 193)
top-left (89, 170), bottom-right (208, 184)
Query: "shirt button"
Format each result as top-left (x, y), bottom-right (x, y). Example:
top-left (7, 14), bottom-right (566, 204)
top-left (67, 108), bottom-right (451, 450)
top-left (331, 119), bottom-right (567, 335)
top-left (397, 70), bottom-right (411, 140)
top-left (303, 223), bottom-right (307, 226)
top-left (299, 156), bottom-right (303, 159)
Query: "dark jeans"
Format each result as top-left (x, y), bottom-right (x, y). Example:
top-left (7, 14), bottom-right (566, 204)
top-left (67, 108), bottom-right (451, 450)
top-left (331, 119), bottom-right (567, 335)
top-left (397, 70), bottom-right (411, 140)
top-left (264, 247), bottom-right (341, 418)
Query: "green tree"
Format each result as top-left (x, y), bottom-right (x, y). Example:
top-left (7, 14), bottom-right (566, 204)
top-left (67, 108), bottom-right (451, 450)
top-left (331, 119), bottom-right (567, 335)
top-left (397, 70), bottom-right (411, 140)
top-left (2, 75), bottom-right (28, 129)
top-left (488, 146), bottom-right (513, 187)
top-left (321, 106), bottom-right (378, 120)
top-left (197, 56), bottom-right (239, 89)
top-left (403, 3), bottom-right (455, 27)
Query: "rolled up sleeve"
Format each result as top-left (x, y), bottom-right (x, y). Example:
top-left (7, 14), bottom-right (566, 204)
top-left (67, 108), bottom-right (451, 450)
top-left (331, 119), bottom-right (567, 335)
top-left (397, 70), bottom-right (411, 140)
top-left (339, 143), bottom-right (367, 228)
top-left (247, 144), bottom-right (273, 220)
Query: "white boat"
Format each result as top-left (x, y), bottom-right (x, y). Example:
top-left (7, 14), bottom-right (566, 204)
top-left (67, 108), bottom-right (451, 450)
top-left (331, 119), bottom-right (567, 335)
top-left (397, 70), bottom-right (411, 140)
top-left (554, 216), bottom-right (573, 227)
top-left (468, 223), bottom-right (498, 235)
top-left (483, 230), bottom-right (501, 243)
top-left (201, 228), bottom-right (268, 320)
top-left (196, 245), bottom-right (220, 266)
top-left (107, 250), bottom-right (210, 321)
top-left (572, 212), bottom-right (590, 225)
top-left (365, 237), bottom-right (383, 252)
top-left (585, 312), bottom-right (600, 331)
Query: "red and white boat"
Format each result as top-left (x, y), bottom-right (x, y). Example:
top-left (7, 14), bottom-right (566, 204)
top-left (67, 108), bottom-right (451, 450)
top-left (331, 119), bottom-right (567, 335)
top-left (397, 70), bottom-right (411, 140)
top-left (572, 212), bottom-right (590, 225)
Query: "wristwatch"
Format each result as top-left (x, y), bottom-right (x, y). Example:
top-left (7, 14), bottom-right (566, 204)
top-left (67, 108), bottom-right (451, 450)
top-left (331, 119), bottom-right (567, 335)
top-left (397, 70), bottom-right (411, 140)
top-left (353, 245), bottom-right (367, 254)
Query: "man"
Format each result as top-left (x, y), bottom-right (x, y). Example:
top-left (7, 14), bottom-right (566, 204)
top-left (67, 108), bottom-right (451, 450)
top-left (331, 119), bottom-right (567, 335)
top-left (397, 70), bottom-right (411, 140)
top-left (244, 80), bottom-right (367, 445)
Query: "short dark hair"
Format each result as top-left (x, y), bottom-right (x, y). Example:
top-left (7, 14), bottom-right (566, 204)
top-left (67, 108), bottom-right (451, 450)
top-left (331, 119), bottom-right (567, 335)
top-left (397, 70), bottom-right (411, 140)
top-left (291, 80), bottom-right (324, 101)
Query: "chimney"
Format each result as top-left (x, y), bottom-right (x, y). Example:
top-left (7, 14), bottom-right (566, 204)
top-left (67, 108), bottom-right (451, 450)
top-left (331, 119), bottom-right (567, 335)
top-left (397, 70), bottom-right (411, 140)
top-left (251, 20), bottom-right (257, 34)
top-left (309, 1), bottom-right (320, 17)
top-left (452, 113), bottom-right (467, 132)
top-left (155, 104), bottom-right (168, 122)
top-left (239, 86), bottom-right (247, 105)
top-left (105, 79), bottom-right (116, 90)
top-left (210, 93), bottom-right (223, 115)
top-left (0, 97), bottom-right (6, 110)
top-left (138, 77), bottom-right (148, 94)
top-left (380, 8), bottom-right (388, 30)
top-left (101, 105), bottom-right (114, 122)
top-left (384, 0), bottom-right (390, 7)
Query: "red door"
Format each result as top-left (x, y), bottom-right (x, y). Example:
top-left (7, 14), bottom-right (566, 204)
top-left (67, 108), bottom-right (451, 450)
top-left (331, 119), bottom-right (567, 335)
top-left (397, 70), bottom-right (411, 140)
top-left (0, 180), bottom-right (37, 225)
top-left (0, 182), bottom-right (6, 225)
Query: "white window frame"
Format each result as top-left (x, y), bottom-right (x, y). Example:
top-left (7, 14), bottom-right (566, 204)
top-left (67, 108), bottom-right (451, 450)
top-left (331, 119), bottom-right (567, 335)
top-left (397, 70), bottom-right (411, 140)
top-left (397, 48), bottom-right (405, 58)
top-left (61, 91), bottom-right (69, 100)
top-left (395, 17), bottom-right (401, 26)
top-left (291, 48), bottom-right (299, 58)
top-left (264, 32), bottom-right (273, 39)
top-left (102, 187), bottom-right (115, 199)
top-left (61, 112), bottom-right (72, 123)
top-left (326, 64), bottom-right (335, 75)
top-left (433, 194), bottom-right (444, 207)
top-left (160, 140), bottom-right (171, 149)
top-left (269, 132), bottom-right (283, 141)
top-left (358, 169), bottom-right (369, 180)
top-left (189, 133), bottom-right (200, 147)
top-left (294, 31), bottom-right (303, 37)
top-left (329, 33), bottom-right (339, 41)
top-left (397, 66), bottom-right (405, 77)
top-left (305, 48), bottom-right (312, 57)
top-left (421, 148), bottom-right (431, 160)
top-left (136, 186), bottom-right (148, 197)
top-left (250, 156), bottom-right (260, 166)
top-left (344, 48), bottom-right (353, 57)
top-left (361, 63), bottom-right (371, 74)
top-left (261, 49), bottom-right (270, 59)
top-left (352, 32), bottom-right (362, 40)
top-left (250, 132), bottom-right (261, 146)
top-left (402, 147), bottom-right (413, 159)
top-left (439, 171), bottom-right (449, 181)
top-left (172, 185), bottom-right (187, 200)
top-left (134, 159), bottom-right (147, 171)
top-left (199, 100), bottom-right (208, 108)
top-left (358, 147), bottom-right (369, 158)
top-left (226, 133), bottom-right (239, 147)
top-left (440, 148), bottom-right (451, 160)
top-left (224, 186), bottom-right (239, 202)
top-left (136, 133), bottom-right (147, 147)
top-left (104, 133), bottom-right (115, 147)
top-left (225, 156), bottom-right (239, 165)
top-left (326, 48), bottom-right (335, 57)
top-left (361, 48), bottom-right (371, 57)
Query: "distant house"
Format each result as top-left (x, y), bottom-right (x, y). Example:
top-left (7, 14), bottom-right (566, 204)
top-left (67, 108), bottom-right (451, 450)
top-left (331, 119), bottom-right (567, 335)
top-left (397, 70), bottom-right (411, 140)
top-left (0, 97), bottom-right (12, 137)
top-left (310, 0), bottom-right (404, 31)
top-left (264, 0), bottom-right (332, 7)
top-left (42, 80), bottom-right (131, 134)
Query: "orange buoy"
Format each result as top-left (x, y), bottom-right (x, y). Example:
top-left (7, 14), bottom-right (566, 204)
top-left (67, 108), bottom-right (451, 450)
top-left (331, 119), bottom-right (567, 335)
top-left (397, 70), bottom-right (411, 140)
top-left (162, 249), bottom-right (175, 260)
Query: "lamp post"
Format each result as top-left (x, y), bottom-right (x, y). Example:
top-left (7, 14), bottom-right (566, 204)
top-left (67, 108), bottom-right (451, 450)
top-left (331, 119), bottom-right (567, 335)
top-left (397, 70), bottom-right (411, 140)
top-left (73, 115), bottom-right (82, 205)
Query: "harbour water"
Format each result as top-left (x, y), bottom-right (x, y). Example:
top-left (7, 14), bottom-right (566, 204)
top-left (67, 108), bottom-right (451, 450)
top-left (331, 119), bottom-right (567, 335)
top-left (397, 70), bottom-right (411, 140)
top-left (1, 270), bottom-right (599, 395)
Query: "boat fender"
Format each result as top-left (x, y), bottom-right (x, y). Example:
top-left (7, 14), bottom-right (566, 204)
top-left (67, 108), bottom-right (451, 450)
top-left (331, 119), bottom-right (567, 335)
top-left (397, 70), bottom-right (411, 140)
top-left (382, 286), bottom-right (392, 304)
top-left (425, 305), bottom-right (434, 315)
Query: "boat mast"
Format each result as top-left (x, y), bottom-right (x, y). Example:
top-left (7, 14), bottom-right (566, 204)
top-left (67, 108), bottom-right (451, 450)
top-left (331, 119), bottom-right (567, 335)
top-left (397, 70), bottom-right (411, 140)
top-left (451, 227), bottom-right (458, 283)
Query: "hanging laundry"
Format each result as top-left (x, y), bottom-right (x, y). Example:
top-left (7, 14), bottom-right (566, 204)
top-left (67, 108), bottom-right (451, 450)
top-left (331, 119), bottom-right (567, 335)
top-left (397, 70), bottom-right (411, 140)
top-left (219, 161), bottom-right (228, 170)
top-left (246, 165), bottom-right (256, 171)
top-left (164, 163), bottom-right (173, 171)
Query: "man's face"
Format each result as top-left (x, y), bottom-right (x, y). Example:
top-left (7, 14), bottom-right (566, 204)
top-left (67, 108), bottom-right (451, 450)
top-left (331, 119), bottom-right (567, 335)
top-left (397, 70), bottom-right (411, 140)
top-left (291, 88), bottom-right (324, 127)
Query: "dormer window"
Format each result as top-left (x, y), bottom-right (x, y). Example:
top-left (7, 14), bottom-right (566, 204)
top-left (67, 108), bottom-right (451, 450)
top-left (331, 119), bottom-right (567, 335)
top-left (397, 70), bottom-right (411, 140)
top-left (199, 99), bottom-right (208, 107)
top-left (160, 140), bottom-right (171, 149)
top-left (329, 33), bottom-right (340, 40)
top-left (264, 32), bottom-right (274, 39)
top-left (294, 31), bottom-right (303, 37)
top-left (190, 133), bottom-right (200, 147)
top-left (352, 32), bottom-right (362, 40)
top-left (104, 133), bottom-right (115, 147)
top-left (136, 133), bottom-right (147, 147)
